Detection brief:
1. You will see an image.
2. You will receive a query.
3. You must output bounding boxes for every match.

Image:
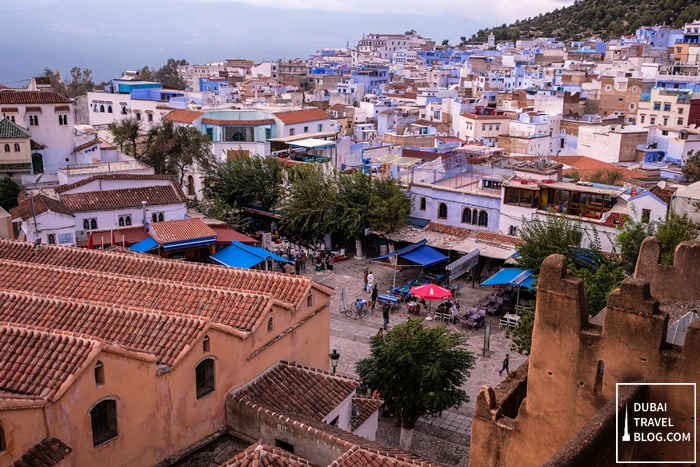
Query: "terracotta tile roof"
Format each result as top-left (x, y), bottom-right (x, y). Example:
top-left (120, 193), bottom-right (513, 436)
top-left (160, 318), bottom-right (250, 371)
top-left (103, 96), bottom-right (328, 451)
top-left (222, 441), bottom-right (314, 466)
top-left (54, 174), bottom-right (177, 194)
top-left (273, 109), bottom-right (332, 124)
top-left (235, 361), bottom-right (360, 421)
top-left (60, 185), bottom-right (186, 212)
top-left (0, 324), bottom-right (97, 399)
top-left (0, 240), bottom-right (312, 305)
top-left (401, 149), bottom-right (442, 162)
top-left (474, 230), bottom-right (524, 246)
top-left (331, 445), bottom-right (438, 466)
top-left (10, 194), bottom-right (73, 221)
top-left (511, 155), bottom-right (645, 182)
top-left (212, 227), bottom-right (259, 245)
top-left (650, 185), bottom-right (674, 205)
top-left (351, 395), bottom-right (384, 431)
top-left (150, 218), bottom-right (217, 244)
top-left (9, 437), bottom-right (72, 467)
top-left (73, 137), bottom-right (101, 152)
top-left (75, 226), bottom-right (150, 247)
top-left (0, 291), bottom-right (207, 367)
top-left (0, 117), bottom-right (30, 138)
top-left (0, 91), bottom-right (71, 105)
top-left (0, 259), bottom-right (270, 332)
top-left (424, 222), bottom-right (475, 238)
top-left (163, 109), bottom-right (204, 123)
top-left (201, 118), bottom-right (276, 126)
top-left (601, 212), bottom-right (627, 228)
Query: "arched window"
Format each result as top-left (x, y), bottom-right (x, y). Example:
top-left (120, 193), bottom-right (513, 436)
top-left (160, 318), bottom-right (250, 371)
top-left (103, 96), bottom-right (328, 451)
top-left (14, 143), bottom-right (20, 152)
top-left (187, 175), bottom-right (195, 196)
top-left (151, 213), bottom-right (157, 223)
top-left (32, 153), bottom-right (44, 174)
top-left (121, 105), bottom-right (127, 115)
top-left (118, 217), bottom-right (125, 227)
top-left (195, 359), bottom-right (215, 399)
top-left (99, 105), bottom-right (105, 113)
top-left (267, 316), bottom-right (274, 332)
top-left (419, 197), bottom-right (426, 211)
top-left (478, 211), bottom-right (488, 227)
top-left (437, 203), bottom-right (447, 219)
top-left (158, 213), bottom-right (164, 222)
top-left (135, 113), bottom-right (141, 121)
top-left (90, 219), bottom-right (97, 230)
top-left (47, 234), bottom-right (55, 244)
top-left (83, 219), bottom-right (90, 230)
top-left (3, 144), bottom-right (8, 152)
top-left (462, 208), bottom-right (472, 224)
top-left (147, 113), bottom-right (153, 122)
top-left (107, 105), bottom-right (112, 113)
top-left (94, 361), bottom-right (105, 386)
top-left (202, 336), bottom-right (210, 352)
top-left (472, 209), bottom-right (478, 225)
top-left (125, 216), bottom-right (131, 226)
top-left (90, 399), bottom-right (118, 446)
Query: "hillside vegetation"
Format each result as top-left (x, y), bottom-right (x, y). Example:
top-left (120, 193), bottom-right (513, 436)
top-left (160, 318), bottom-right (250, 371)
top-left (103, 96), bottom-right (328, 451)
top-left (469, 0), bottom-right (700, 43)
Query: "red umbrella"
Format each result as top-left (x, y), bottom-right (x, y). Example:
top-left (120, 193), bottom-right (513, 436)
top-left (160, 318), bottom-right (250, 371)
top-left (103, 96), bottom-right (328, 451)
top-left (87, 232), bottom-right (94, 249)
top-left (410, 283), bottom-right (452, 301)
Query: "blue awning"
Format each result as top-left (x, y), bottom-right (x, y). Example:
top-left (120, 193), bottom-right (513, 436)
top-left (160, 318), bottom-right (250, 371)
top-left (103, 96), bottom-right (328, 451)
top-left (210, 241), bottom-right (291, 269)
top-left (372, 239), bottom-right (448, 267)
top-left (129, 237), bottom-right (158, 253)
top-left (481, 268), bottom-right (535, 289)
top-left (161, 236), bottom-right (217, 251)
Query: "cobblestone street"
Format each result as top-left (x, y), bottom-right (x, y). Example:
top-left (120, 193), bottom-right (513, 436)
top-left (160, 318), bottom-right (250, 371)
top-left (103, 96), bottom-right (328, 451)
top-left (303, 256), bottom-right (527, 466)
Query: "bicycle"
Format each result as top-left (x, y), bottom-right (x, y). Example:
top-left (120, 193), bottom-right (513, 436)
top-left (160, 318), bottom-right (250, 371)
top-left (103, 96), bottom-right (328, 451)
top-left (344, 299), bottom-right (368, 319)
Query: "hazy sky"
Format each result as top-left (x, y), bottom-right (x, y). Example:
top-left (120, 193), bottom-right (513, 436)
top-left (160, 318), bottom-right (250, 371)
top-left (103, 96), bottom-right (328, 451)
top-left (0, 0), bottom-right (575, 86)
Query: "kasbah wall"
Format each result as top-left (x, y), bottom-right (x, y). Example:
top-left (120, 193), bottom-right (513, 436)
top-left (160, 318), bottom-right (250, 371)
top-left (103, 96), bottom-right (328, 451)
top-left (469, 237), bottom-right (700, 466)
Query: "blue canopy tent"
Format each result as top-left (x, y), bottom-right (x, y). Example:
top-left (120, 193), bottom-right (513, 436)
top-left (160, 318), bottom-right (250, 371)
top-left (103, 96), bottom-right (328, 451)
top-left (210, 240), bottom-right (291, 270)
top-left (371, 239), bottom-right (449, 287)
top-left (481, 267), bottom-right (535, 303)
top-left (129, 237), bottom-right (158, 253)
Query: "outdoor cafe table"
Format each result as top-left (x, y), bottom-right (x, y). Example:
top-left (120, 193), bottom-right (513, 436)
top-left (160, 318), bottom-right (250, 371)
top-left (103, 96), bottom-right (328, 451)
top-left (500, 313), bottom-right (521, 329)
top-left (377, 294), bottom-right (401, 310)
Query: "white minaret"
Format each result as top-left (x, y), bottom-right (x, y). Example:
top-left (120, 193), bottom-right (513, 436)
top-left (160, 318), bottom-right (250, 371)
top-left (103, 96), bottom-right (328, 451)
top-left (622, 404), bottom-right (631, 442)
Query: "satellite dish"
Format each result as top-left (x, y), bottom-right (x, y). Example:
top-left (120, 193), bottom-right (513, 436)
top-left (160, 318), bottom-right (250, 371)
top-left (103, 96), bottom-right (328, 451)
top-left (658, 180), bottom-right (667, 190)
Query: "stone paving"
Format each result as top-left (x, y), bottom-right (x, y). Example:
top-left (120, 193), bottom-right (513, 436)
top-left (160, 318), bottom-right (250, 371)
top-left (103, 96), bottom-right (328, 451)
top-left (302, 256), bottom-right (528, 466)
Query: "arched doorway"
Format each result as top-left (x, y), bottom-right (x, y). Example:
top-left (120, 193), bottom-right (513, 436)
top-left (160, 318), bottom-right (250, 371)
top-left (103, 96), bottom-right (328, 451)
top-left (31, 153), bottom-right (44, 174)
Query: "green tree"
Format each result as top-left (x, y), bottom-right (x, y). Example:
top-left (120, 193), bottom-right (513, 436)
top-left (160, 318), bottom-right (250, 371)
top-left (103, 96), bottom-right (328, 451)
top-left (281, 164), bottom-right (339, 237)
top-left (138, 66), bottom-right (155, 82)
top-left (655, 211), bottom-right (700, 265)
top-left (368, 176), bottom-right (411, 234)
top-left (441, 39), bottom-right (450, 46)
top-left (516, 212), bottom-right (584, 274)
top-left (187, 196), bottom-right (245, 229)
top-left (65, 67), bottom-right (95, 97)
top-left (356, 320), bottom-right (475, 452)
top-left (0, 178), bottom-right (20, 212)
top-left (615, 215), bottom-right (657, 273)
top-left (588, 168), bottom-right (624, 186)
top-left (143, 120), bottom-right (215, 185)
top-left (404, 29), bottom-right (417, 35)
top-left (42, 68), bottom-right (67, 95)
top-left (209, 156), bottom-right (284, 211)
top-left (153, 58), bottom-right (188, 90)
top-left (682, 150), bottom-right (700, 183)
top-left (510, 301), bottom-right (535, 355)
top-left (107, 118), bottom-right (141, 158)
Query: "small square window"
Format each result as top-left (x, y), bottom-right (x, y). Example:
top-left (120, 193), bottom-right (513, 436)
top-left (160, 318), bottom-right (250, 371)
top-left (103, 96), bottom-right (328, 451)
top-left (307, 294), bottom-right (313, 307)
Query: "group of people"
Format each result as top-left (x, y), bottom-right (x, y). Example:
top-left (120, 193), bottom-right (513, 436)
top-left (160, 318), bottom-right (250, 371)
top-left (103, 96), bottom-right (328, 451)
top-left (281, 248), bottom-right (334, 275)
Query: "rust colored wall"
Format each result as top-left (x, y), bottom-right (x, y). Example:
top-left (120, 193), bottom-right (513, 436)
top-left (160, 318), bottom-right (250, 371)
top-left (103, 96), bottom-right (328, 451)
top-left (469, 247), bottom-right (700, 466)
top-left (0, 406), bottom-right (47, 466)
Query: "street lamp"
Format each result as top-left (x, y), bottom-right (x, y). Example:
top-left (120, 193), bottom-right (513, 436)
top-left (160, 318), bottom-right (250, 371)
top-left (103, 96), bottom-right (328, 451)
top-left (329, 349), bottom-right (340, 375)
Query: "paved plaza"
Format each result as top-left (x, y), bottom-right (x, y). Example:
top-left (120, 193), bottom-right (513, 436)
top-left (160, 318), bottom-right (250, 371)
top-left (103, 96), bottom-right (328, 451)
top-left (303, 256), bottom-right (527, 466)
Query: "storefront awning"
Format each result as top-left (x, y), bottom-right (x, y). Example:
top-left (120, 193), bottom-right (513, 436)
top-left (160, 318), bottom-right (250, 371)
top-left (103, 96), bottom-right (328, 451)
top-left (373, 239), bottom-right (448, 267)
top-left (129, 237), bottom-right (158, 253)
top-left (481, 268), bottom-right (535, 290)
top-left (287, 138), bottom-right (336, 149)
top-left (210, 241), bottom-right (291, 269)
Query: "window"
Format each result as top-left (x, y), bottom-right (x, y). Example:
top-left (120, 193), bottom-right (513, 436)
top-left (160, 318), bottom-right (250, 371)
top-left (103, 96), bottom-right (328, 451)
top-left (509, 225), bottom-right (518, 236)
top-left (662, 130), bottom-right (669, 136)
top-left (641, 209), bottom-right (651, 223)
top-left (483, 180), bottom-right (501, 190)
top-left (31, 153), bottom-right (43, 174)
top-left (0, 422), bottom-right (4, 451)
top-left (121, 105), bottom-right (127, 115)
top-left (135, 112), bottom-right (141, 121)
top-left (307, 294), bottom-right (313, 307)
top-left (83, 218), bottom-right (97, 230)
top-left (267, 316), bottom-right (274, 332)
top-left (663, 117), bottom-right (668, 126)
top-left (195, 359), bottom-right (215, 398)
top-left (419, 197), bottom-right (426, 211)
top-left (462, 208), bottom-right (472, 224)
top-left (478, 211), bottom-right (488, 226)
top-left (187, 175), bottom-right (195, 196)
top-left (107, 105), bottom-right (112, 113)
top-left (90, 400), bottom-right (118, 446)
top-left (303, 126), bottom-right (309, 133)
top-left (605, 85), bottom-right (612, 91)
top-left (678, 108), bottom-right (684, 115)
top-left (47, 234), bottom-right (55, 244)
top-left (151, 212), bottom-right (164, 223)
top-left (118, 215), bottom-right (131, 227)
top-left (289, 128), bottom-right (295, 136)
top-left (640, 115), bottom-right (646, 124)
top-left (203, 336), bottom-right (210, 352)
top-left (653, 102), bottom-right (661, 111)
top-left (481, 124), bottom-right (486, 131)
top-left (594, 360), bottom-right (604, 393)
top-left (58, 115), bottom-right (67, 125)
top-left (94, 361), bottom-right (105, 387)
top-left (663, 103), bottom-right (671, 112)
top-left (29, 115), bottom-right (39, 126)
top-left (147, 113), bottom-right (153, 122)
top-left (3, 144), bottom-right (8, 152)
top-left (224, 127), bottom-right (254, 142)
top-left (678, 117), bottom-right (684, 125)
top-left (437, 203), bottom-right (447, 219)
top-left (317, 124), bottom-right (323, 132)
top-left (618, 97), bottom-right (624, 102)
top-left (650, 117), bottom-right (656, 124)
top-left (275, 439), bottom-right (294, 454)
top-left (629, 103), bottom-right (635, 111)
top-left (99, 105), bottom-right (105, 113)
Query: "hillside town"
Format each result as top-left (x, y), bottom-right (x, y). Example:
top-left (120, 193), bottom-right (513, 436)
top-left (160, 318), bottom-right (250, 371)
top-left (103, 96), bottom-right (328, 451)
top-left (1, 18), bottom-right (699, 467)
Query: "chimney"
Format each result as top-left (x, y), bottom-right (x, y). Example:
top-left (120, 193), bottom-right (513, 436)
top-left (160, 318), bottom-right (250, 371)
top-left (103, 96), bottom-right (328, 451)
top-left (142, 201), bottom-right (148, 229)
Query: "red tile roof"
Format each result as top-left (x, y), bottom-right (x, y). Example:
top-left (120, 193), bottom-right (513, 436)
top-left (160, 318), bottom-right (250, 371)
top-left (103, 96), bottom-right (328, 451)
top-left (235, 361), bottom-right (360, 421)
top-left (474, 230), bottom-right (524, 246)
top-left (162, 109), bottom-right (204, 123)
top-left (201, 118), bottom-right (275, 126)
top-left (75, 226), bottom-right (150, 247)
top-left (9, 437), bottom-right (72, 467)
top-left (0, 240), bottom-right (312, 305)
top-left (331, 445), bottom-right (438, 466)
top-left (274, 109), bottom-right (332, 124)
top-left (424, 222), bottom-right (524, 246)
top-left (73, 137), bottom-right (101, 152)
top-left (222, 441), bottom-right (314, 466)
top-left (60, 185), bottom-right (186, 212)
top-left (212, 227), bottom-right (259, 245)
top-left (424, 222), bottom-right (475, 238)
top-left (10, 194), bottom-right (73, 221)
top-left (601, 212), bottom-right (627, 228)
top-left (650, 186), bottom-right (674, 204)
top-left (0, 291), bottom-right (207, 366)
top-left (0, 260), bottom-right (270, 332)
top-left (0, 324), bottom-right (98, 399)
top-left (0, 91), bottom-right (71, 105)
top-left (54, 174), bottom-right (177, 194)
top-left (351, 395), bottom-right (384, 431)
top-left (150, 218), bottom-right (217, 244)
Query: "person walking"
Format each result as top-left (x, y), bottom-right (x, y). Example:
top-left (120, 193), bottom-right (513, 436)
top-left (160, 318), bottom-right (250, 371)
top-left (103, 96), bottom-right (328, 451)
top-left (294, 256), bottom-right (301, 275)
top-left (371, 284), bottom-right (379, 309)
top-left (499, 354), bottom-right (510, 376)
top-left (363, 268), bottom-right (369, 292)
top-left (300, 250), bottom-right (307, 270)
top-left (366, 270), bottom-right (375, 293)
top-left (382, 302), bottom-right (391, 330)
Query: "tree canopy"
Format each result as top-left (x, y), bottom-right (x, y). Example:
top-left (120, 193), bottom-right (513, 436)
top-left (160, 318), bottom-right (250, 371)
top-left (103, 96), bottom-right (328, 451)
top-left (43, 66), bottom-right (95, 97)
top-left (208, 156), bottom-right (284, 211)
top-left (682, 150), bottom-right (700, 184)
top-left (0, 178), bottom-right (20, 212)
top-left (143, 120), bottom-right (215, 185)
top-left (108, 118), bottom-right (141, 158)
top-left (153, 58), bottom-right (188, 90)
top-left (356, 320), bottom-right (475, 452)
top-left (280, 164), bottom-right (338, 237)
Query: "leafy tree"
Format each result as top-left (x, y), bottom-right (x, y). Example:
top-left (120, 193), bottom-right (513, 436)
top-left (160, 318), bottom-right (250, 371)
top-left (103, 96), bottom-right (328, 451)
top-left (615, 215), bottom-right (657, 273)
top-left (187, 196), bottom-right (245, 229)
top-left (65, 67), bottom-right (95, 97)
top-left (588, 168), bottom-right (624, 186)
top-left (655, 211), bottom-right (700, 265)
top-left (153, 58), bottom-right (188, 90)
top-left (0, 178), bottom-right (20, 212)
top-left (516, 212), bottom-right (584, 274)
top-left (208, 156), bottom-right (283, 211)
top-left (43, 68), bottom-right (67, 95)
top-left (143, 120), bottom-right (215, 185)
top-left (108, 118), bottom-right (141, 158)
top-left (682, 150), bottom-right (700, 183)
top-left (566, 169), bottom-right (582, 182)
top-left (356, 320), bottom-right (475, 452)
top-left (404, 29), bottom-right (417, 35)
top-left (281, 164), bottom-right (339, 237)
top-left (335, 171), bottom-right (372, 239)
top-left (510, 301), bottom-right (535, 355)
top-left (368, 176), bottom-right (411, 234)
top-left (138, 66), bottom-right (155, 82)
top-left (441, 39), bottom-right (450, 46)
